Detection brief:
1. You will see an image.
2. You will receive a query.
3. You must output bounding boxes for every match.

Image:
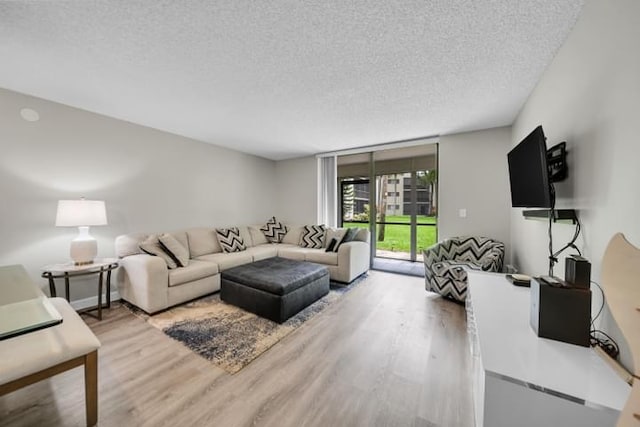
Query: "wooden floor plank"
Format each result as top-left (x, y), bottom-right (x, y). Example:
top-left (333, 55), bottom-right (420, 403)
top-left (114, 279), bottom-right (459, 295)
top-left (0, 271), bottom-right (473, 427)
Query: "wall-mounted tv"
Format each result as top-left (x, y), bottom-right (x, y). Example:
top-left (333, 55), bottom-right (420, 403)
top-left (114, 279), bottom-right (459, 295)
top-left (508, 125), bottom-right (552, 208)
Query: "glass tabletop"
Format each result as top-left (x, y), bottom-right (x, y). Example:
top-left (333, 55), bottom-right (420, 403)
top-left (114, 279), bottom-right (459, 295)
top-left (0, 265), bottom-right (62, 340)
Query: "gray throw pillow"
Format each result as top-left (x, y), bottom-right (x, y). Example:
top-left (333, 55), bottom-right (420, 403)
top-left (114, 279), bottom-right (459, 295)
top-left (334, 227), bottom-right (359, 252)
top-left (158, 233), bottom-right (190, 267)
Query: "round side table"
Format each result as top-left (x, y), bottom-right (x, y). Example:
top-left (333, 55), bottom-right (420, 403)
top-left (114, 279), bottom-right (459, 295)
top-left (42, 258), bottom-right (119, 320)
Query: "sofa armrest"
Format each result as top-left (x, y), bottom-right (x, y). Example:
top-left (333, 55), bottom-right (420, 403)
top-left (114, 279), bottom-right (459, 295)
top-left (335, 241), bottom-right (370, 283)
top-left (117, 254), bottom-right (169, 314)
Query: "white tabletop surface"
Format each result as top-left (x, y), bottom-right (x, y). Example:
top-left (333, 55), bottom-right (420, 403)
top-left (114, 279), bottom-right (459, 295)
top-left (42, 257), bottom-right (119, 273)
top-left (467, 270), bottom-right (630, 411)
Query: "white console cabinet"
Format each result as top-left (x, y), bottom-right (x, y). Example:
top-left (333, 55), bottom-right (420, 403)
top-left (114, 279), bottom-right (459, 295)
top-left (466, 271), bottom-right (630, 427)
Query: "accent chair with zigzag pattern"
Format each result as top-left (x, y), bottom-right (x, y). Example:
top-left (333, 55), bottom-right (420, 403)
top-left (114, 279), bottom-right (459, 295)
top-left (423, 236), bottom-right (505, 302)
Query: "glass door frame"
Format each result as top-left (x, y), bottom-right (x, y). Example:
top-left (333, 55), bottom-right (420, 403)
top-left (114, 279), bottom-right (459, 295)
top-left (338, 148), bottom-right (438, 266)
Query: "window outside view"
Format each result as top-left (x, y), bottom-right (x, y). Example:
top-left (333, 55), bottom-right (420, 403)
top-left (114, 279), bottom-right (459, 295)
top-left (340, 169), bottom-right (437, 262)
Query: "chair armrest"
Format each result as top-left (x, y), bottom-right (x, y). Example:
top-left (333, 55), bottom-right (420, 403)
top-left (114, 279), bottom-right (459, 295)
top-left (117, 254), bottom-right (169, 314)
top-left (423, 240), bottom-right (455, 262)
top-left (480, 247), bottom-right (505, 272)
top-left (423, 239), bottom-right (455, 279)
top-left (431, 260), bottom-right (477, 281)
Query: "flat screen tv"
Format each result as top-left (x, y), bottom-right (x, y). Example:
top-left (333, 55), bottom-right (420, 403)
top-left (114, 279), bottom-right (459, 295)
top-left (507, 125), bottom-right (552, 208)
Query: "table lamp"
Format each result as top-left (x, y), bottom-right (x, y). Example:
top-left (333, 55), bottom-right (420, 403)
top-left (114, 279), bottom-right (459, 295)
top-left (55, 198), bottom-right (107, 265)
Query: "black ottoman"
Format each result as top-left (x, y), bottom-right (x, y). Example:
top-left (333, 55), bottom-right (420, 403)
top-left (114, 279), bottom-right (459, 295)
top-left (220, 257), bottom-right (330, 323)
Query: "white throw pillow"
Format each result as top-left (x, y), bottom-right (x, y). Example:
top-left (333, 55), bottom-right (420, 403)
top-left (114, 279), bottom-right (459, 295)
top-left (158, 233), bottom-right (190, 267)
top-left (282, 225), bottom-right (303, 245)
top-left (139, 234), bottom-right (178, 269)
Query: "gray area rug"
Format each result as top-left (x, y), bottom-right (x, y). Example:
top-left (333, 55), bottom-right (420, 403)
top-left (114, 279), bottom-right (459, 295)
top-left (125, 275), bottom-right (366, 374)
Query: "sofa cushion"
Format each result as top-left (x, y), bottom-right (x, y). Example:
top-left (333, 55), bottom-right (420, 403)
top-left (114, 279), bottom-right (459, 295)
top-left (238, 226), bottom-right (254, 248)
top-left (168, 260), bottom-right (219, 287)
top-left (139, 234), bottom-right (178, 269)
top-left (277, 244), bottom-right (309, 261)
top-left (248, 226), bottom-right (269, 246)
top-left (300, 225), bottom-right (326, 248)
top-left (260, 216), bottom-right (288, 243)
top-left (246, 245), bottom-right (278, 262)
top-left (282, 225), bottom-right (303, 245)
top-left (159, 233), bottom-right (190, 267)
top-left (195, 251), bottom-right (253, 271)
top-left (305, 249), bottom-right (339, 266)
top-left (216, 227), bottom-right (247, 253)
top-left (452, 236), bottom-right (503, 264)
top-left (187, 228), bottom-right (221, 257)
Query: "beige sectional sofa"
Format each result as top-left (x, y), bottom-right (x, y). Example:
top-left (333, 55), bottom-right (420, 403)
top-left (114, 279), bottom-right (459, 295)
top-left (115, 225), bottom-right (370, 314)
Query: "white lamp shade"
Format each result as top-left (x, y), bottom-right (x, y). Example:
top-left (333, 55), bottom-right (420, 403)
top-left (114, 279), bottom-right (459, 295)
top-left (55, 200), bottom-right (107, 227)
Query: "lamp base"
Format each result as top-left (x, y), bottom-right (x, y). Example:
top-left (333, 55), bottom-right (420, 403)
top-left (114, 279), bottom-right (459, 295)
top-left (70, 226), bottom-right (98, 265)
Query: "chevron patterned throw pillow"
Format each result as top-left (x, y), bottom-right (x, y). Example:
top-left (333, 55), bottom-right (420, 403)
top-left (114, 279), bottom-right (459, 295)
top-left (216, 227), bottom-right (247, 253)
top-left (260, 216), bottom-right (288, 243)
top-left (300, 224), bottom-right (326, 248)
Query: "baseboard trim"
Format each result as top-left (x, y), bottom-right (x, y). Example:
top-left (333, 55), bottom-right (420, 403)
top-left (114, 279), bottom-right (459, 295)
top-left (70, 291), bottom-right (121, 310)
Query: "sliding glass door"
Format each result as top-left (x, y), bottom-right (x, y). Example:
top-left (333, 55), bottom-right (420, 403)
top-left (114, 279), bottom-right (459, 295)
top-left (374, 171), bottom-right (436, 261)
top-left (338, 144), bottom-right (438, 263)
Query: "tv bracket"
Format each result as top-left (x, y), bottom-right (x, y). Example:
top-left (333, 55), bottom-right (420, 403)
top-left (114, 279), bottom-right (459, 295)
top-left (547, 142), bottom-right (568, 183)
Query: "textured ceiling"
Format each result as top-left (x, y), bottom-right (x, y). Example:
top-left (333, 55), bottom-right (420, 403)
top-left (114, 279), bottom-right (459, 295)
top-left (0, 1), bottom-right (584, 160)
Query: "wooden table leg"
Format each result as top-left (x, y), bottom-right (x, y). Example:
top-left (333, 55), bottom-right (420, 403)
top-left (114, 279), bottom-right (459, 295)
top-left (85, 351), bottom-right (98, 427)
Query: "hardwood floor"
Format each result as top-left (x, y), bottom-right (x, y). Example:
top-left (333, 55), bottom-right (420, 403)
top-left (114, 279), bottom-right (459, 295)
top-left (0, 271), bottom-right (474, 427)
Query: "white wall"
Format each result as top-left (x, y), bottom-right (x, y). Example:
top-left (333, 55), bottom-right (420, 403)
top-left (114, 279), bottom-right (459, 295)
top-left (0, 88), bottom-right (276, 300)
top-left (438, 127), bottom-right (512, 252)
top-left (274, 156), bottom-right (318, 225)
top-left (275, 127), bottom-right (513, 257)
top-left (511, 0), bottom-right (640, 370)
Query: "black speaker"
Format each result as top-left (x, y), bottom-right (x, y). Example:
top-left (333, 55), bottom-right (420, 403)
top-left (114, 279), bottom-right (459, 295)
top-left (564, 255), bottom-right (591, 289)
top-left (530, 277), bottom-right (591, 347)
